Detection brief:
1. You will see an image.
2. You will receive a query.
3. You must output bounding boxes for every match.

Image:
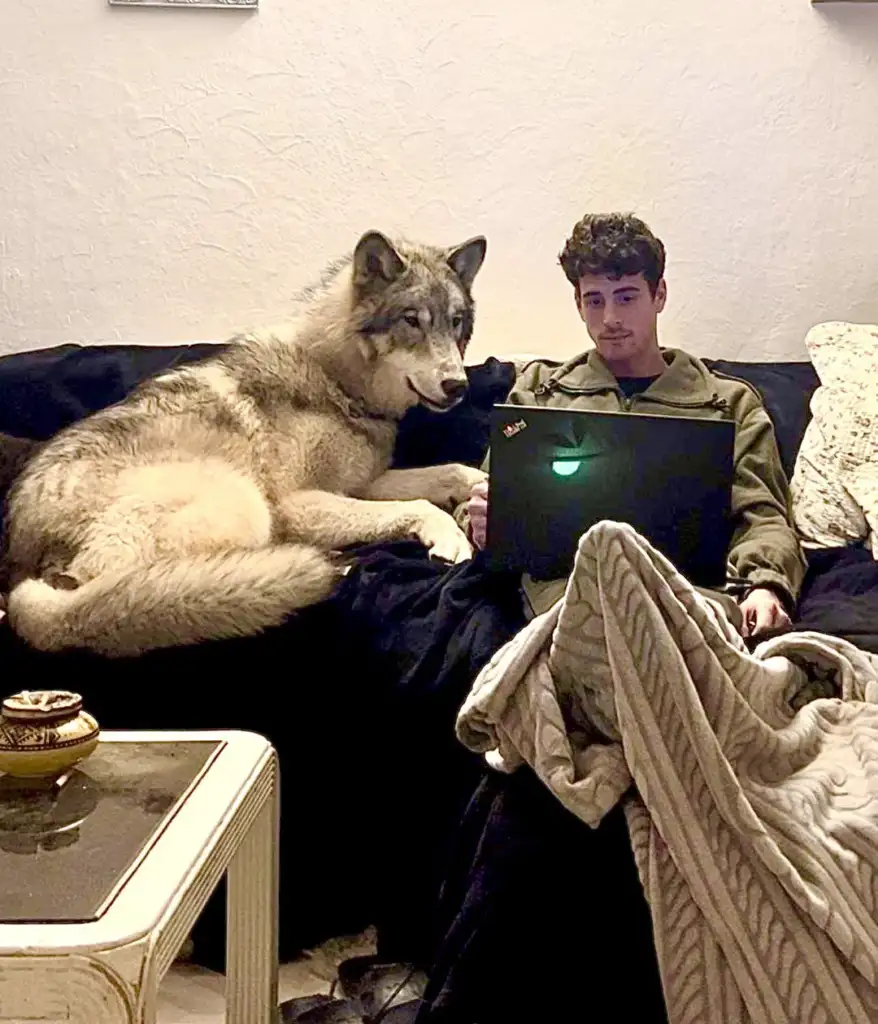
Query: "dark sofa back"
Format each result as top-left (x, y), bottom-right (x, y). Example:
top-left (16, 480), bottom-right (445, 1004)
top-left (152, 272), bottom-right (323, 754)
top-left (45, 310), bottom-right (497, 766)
top-left (0, 343), bottom-right (218, 440)
top-left (0, 344), bottom-right (818, 479)
top-left (705, 360), bottom-right (819, 479)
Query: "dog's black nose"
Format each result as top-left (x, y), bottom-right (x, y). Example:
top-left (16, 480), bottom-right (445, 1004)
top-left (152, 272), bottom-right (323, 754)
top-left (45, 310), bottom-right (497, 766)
top-left (441, 379), bottom-right (468, 401)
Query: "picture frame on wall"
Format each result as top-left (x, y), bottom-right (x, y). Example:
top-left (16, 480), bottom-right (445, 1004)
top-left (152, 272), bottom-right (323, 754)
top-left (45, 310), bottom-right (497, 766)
top-left (109, 0), bottom-right (257, 8)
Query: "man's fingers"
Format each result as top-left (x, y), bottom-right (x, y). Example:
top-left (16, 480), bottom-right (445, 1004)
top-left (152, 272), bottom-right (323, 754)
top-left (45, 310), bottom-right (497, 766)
top-left (755, 607), bottom-right (774, 635)
top-left (751, 604), bottom-right (790, 639)
top-left (741, 599), bottom-right (769, 638)
top-left (740, 590), bottom-right (792, 641)
top-left (742, 609), bottom-right (756, 638)
top-left (468, 490), bottom-right (489, 551)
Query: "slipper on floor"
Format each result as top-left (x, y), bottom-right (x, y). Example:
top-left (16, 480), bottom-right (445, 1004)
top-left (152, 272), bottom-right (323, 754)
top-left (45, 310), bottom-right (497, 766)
top-left (337, 956), bottom-right (427, 1013)
top-left (278, 995), bottom-right (422, 1024)
top-left (374, 999), bottom-right (424, 1023)
top-left (359, 971), bottom-right (426, 1020)
top-left (336, 955), bottom-right (386, 997)
top-left (279, 995), bottom-right (355, 1023)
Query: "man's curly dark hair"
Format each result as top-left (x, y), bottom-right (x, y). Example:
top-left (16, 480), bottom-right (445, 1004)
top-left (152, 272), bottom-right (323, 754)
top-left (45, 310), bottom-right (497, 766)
top-left (559, 213), bottom-right (666, 297)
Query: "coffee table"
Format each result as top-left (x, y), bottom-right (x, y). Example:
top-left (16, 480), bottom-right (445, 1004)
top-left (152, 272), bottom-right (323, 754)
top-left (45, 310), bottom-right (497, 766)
top-left (0, 730), bottom-right (278, 1023)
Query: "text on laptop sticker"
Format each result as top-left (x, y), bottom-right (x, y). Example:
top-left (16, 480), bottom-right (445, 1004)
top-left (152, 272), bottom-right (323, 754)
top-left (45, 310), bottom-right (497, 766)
top-left (502, 418), bottom-right (528, 439)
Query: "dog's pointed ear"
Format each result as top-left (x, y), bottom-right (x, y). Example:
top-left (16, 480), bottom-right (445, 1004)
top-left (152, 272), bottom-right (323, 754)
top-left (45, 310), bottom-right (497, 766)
top-left (446, 236), bottom-right (487, 290)
top-left (353, 232), bottom-right (407, 290)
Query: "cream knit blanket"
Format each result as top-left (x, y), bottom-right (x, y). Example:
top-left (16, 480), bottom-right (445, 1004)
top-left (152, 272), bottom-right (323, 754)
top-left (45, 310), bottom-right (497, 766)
top-left (457, 521), bottom-right (878, 1024)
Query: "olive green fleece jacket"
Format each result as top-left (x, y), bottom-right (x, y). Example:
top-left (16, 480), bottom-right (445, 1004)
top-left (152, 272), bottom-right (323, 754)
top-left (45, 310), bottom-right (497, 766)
top-left (457, 348), bottom-right (806, 617)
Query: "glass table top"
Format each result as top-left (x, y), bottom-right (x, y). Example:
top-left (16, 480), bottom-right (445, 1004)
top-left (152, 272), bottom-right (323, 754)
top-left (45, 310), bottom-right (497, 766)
top-left (0, 740), bottom-right (222, 924)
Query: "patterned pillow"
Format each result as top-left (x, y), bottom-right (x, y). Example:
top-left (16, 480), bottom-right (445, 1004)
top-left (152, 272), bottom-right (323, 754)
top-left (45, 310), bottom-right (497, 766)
top-left (791, 322), bottom-right (878, 555)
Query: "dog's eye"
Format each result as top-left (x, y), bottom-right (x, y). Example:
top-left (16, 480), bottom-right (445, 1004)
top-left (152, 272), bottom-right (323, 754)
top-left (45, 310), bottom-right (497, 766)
top-left (451, 313), bottom-right (464, 330)
top-left (402, 312), bottom-right (421, 329)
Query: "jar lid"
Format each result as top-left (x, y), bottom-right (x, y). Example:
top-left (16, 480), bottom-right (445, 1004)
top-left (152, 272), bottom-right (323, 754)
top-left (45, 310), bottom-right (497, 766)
top-left (2, 691), bottom-right (84, 722)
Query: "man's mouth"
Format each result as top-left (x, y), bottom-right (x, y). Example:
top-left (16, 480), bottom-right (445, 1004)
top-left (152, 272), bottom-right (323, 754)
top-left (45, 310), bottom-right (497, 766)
top-left (408, 380), bottom-right (458, 412)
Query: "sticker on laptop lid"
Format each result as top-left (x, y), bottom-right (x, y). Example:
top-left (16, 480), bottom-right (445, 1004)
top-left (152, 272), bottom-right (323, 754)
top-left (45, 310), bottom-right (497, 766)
top-left (502, 418), bottom-right (528, 439)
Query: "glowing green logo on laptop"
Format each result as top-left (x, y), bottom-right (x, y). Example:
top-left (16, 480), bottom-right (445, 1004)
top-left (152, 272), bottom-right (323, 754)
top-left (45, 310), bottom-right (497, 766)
top-left (551, 460), bottom-right (583, 477)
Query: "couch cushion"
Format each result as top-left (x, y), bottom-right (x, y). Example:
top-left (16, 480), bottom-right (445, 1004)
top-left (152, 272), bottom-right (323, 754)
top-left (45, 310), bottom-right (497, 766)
top-left (0, 343), bottom-right (218, 440)
top-left (790, 322), bottom-right (878, 555)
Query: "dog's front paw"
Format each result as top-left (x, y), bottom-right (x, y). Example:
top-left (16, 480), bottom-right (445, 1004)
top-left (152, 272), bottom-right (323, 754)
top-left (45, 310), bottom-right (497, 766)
top-left (428, 464), bottom-right (488, 509)
top-left (413, 503), bottom-right (473, 564)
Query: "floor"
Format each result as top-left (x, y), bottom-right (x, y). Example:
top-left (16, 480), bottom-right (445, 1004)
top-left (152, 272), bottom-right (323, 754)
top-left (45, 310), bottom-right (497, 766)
top-left (157, 930), bottom-right (376, 1023)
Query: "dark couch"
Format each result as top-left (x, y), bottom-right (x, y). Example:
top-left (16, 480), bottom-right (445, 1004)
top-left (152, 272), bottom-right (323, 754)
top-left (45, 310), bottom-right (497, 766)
top-left (1, 342), bottom-right (874, 969)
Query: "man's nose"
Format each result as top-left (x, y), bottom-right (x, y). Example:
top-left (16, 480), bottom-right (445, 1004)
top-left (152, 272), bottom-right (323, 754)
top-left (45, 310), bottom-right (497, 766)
top-left (603, 303), bottom-right (622, 326)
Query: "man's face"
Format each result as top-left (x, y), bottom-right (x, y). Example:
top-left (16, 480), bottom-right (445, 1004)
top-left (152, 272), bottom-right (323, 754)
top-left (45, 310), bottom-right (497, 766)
top-left (576, 273), bottom-right (667, 365)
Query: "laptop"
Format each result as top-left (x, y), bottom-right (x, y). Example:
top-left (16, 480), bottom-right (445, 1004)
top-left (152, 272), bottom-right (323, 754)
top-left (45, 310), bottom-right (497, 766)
top-left (486, 404), bottom-right (735, 587)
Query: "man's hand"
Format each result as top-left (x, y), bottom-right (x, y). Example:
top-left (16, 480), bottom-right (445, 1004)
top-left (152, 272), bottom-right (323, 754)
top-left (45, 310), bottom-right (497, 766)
top-left (739, 587), bottom-right (791, 639)
top-left (467, 480), bottom-right (489, 551)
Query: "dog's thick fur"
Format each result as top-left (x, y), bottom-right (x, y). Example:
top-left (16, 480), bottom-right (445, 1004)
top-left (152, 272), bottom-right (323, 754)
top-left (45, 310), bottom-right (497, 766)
top-left (3, 231), bottom-right (488, 657)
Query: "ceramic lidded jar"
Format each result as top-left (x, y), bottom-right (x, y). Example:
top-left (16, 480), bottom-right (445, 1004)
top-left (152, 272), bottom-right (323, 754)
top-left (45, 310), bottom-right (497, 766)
top-left (0, 691), bottom-right (100, 779)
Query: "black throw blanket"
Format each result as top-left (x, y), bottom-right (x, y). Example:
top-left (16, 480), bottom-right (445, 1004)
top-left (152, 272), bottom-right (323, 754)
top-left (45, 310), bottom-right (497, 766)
top-left (415, 772), bottom-right (667, 1024)
top-left (330, 542), bottom-right (527, 964)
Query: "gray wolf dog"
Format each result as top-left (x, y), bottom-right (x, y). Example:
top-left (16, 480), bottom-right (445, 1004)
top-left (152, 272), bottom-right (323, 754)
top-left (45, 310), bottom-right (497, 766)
top-left (3, 231), bottom-right (488, 657)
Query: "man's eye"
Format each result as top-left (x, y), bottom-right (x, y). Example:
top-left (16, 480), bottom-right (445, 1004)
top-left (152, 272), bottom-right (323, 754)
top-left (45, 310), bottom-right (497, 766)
top-left (588, 297), bottom-right (603, 308)
top-left (403, 313), bottom-right (420, 328)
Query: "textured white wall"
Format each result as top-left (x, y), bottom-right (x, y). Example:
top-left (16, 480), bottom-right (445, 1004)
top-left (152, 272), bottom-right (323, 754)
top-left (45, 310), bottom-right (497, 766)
top-left (1, 0), bottom-right (877, 362)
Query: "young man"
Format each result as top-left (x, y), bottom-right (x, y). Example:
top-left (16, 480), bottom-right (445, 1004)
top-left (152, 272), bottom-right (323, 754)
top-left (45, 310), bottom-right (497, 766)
top-left (414, 215), bottom-right (808, 1023)
top-left (465, 212), bottom-right (805, 639)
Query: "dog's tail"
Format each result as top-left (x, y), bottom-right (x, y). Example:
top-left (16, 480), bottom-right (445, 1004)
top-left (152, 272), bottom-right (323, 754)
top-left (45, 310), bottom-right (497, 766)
top-left (7, 544), bottom-right (340, 657)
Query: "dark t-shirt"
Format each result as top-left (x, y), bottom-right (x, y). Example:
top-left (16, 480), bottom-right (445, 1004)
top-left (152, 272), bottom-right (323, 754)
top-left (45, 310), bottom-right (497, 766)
top-left (615, 376), bottom-right (660, 398)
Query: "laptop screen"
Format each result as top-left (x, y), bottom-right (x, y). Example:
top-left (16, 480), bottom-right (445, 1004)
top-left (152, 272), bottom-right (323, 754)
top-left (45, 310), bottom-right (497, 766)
top-left (486, 405), bottom-right (735, 587)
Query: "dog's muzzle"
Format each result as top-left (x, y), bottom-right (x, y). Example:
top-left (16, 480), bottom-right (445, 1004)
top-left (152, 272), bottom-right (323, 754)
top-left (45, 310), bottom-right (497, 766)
top-left (408, 378), bottom-right (468, 412)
